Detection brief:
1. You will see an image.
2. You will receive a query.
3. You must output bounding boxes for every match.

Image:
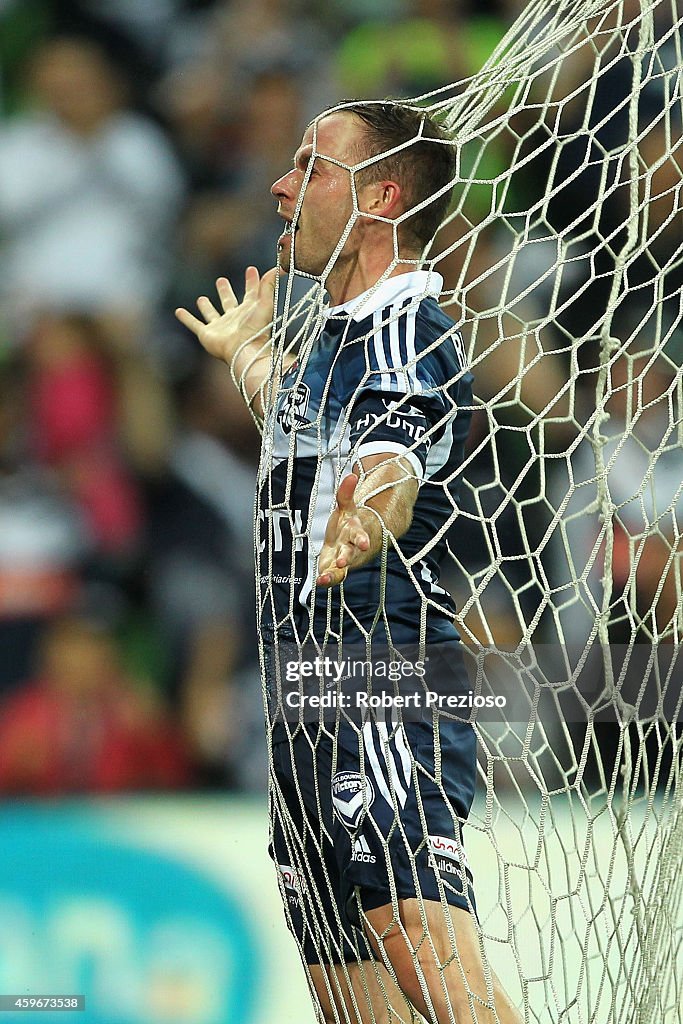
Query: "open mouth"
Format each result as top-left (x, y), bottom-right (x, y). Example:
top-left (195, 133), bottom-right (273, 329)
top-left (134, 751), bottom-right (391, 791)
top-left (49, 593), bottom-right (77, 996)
top-left (278, 218), bottom-right (299, 252)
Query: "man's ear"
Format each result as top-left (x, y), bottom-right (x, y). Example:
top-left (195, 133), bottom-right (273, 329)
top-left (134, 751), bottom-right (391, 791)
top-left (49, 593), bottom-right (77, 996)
top-left (360, 180), bottom-right (402, 219)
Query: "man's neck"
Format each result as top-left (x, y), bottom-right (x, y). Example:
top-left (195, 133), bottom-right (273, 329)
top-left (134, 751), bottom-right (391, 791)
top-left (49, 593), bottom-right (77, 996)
top-left (325, 258), bottom-right (419, 306)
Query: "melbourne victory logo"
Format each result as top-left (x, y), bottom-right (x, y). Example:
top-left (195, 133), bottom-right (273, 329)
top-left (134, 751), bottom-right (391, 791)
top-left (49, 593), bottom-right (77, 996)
top-left (277, 380), bottom-right (311, 434)
top-left (332, 771), bottom-right (375, 833)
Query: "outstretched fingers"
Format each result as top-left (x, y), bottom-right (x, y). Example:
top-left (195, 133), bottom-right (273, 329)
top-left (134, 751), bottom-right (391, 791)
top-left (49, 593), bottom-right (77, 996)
top-left (317, 564), bottom-right (348, 588)
top-left (174, 306), bottom-right (204, 335)
top-left (176, 265), bottom-right (278, 369)
top-left (216, 276), bottom-right (238, 312)
top-left (259, 266), bottom-right (281, 298)
top-left (317, 518), bottom-right (371, 589)
top-left (196, 295), bottom-right (220, 322)
top-left (244, 265), bottom-right (261, 297)
top-left (336, 473), bottom-right (359, 513)
top-left (347, 524), bottom-right (370, 553)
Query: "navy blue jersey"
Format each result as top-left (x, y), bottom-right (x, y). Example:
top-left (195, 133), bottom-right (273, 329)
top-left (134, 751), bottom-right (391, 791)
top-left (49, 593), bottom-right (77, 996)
top-left (257, 271), bottom-right (473, 648)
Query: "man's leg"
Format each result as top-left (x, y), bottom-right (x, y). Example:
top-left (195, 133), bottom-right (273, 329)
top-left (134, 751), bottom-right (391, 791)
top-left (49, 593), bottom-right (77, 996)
top-left (359, 898), bottom-right (523, 1024)
top-left (308, 961), bottom-right (421, 1024)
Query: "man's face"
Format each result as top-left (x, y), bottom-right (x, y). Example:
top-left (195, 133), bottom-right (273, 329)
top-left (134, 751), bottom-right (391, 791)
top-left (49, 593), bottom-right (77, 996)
top-left (271, 112), bottom-right (370, 277)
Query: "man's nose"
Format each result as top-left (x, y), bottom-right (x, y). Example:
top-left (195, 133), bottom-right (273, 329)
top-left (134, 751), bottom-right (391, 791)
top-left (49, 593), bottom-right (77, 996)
top-left (271, 168), bottom-right (299, 200)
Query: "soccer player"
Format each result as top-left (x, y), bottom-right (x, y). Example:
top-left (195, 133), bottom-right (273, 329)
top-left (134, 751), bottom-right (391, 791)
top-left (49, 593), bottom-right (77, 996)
top-left (176, 102), bottom-right (522, 1024)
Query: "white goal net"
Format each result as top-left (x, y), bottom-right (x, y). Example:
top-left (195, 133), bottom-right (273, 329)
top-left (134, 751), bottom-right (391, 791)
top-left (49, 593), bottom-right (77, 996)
top-left (257, 1), bottom-right (683, 1022)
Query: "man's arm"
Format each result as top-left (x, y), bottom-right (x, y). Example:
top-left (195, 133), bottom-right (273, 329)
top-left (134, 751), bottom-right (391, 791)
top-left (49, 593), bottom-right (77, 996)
top-left (316, 453), bottom-right (419, 589)
top-left (175, 267), bottom-right (283, 421)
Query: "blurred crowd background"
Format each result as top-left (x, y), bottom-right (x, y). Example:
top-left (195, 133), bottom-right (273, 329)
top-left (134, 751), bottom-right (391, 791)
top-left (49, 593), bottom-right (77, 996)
top-left (0, 0), bottom-right (679, 796)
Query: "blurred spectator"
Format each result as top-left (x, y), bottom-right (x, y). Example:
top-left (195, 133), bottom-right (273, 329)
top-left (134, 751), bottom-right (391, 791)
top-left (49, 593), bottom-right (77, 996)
top-left (214, 0), bottom-right (332, 105)
top-left (173, 67), bottom-right (308, 294)
top-left (549, 337), bottom-right (683, 647)
top-left (158, 63), bottom-right (235, 194)
top-left (332, 0), bottom-right (506, 101)
top-left (50, 0), bottom-right (182, 96)
top-left (321, 0), bottom-right (405, 28)
top-left (0, 614), bottom-right (192, 795)
top-left (0, 360), bottom-right (88, 694)
top-left (25, 312), bottom-right (144, 561)
top-left (145, 360), bottom-right (261, 786)
top-left (0, 35), bottom-right (184, 329)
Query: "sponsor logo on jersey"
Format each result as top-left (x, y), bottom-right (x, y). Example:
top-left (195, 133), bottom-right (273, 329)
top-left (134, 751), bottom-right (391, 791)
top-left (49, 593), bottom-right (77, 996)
top-left (351, 835), bottom-right (376, 864)
top-left (427, 834), bottom-right (470, 876)
top-left (277, 381), bottom-right (311, 433)
top-left (352, 399), bottom-right (431, 449)
top-left (278, 863), bottom-right (302, 909)
top-left (332, 771), bottom-right (375, 833)
top-left (431, 855), bottom-right (464, 880)
top-left (450, 331), bottom-right (468, 370)
top-left (278, 863), bottom-right (301, 891)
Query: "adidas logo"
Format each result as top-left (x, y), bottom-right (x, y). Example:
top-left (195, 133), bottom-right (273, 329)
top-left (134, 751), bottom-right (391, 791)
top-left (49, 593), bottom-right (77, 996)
top-left (351, 835), bottom-right (376, 864)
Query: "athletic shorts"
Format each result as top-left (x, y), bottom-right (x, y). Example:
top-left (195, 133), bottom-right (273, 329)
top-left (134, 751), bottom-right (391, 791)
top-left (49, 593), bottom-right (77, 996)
top-left (269, 714), bottom-right (477, 965)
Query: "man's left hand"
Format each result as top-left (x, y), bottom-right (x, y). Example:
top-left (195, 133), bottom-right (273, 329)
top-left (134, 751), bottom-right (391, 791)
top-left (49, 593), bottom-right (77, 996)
top-left (316, 474), bottom-right (375, 589)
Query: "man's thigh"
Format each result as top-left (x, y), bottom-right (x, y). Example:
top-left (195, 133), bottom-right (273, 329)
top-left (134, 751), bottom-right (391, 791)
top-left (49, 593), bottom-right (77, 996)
top-left (308, 961), bottom-right (422, 1024)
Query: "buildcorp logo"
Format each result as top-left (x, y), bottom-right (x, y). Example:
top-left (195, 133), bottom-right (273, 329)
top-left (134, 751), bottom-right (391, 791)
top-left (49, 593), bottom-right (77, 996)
top-left (428, 834), bottom-right (471, 878)
top-left (278, 863), bottom-right (302, 910)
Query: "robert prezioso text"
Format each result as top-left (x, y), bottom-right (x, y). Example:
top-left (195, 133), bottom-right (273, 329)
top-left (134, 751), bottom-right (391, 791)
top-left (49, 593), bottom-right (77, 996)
top-left (283, 658), bottom-right (506, 711)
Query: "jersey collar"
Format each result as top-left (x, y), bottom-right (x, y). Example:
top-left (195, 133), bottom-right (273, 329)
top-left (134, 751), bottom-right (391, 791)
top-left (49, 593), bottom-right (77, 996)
top-left (323, 270), bottom-right (444, 323)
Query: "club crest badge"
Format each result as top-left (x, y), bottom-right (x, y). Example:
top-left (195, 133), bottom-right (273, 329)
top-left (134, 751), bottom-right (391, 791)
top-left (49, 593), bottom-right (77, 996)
top-left (277, 381), bottom-right (311, 434)
top-left (332, 771), bottom-right (375, 833)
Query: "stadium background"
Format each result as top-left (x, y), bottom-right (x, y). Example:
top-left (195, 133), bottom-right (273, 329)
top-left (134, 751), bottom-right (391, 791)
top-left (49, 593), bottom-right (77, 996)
top-left (0, 0), bottom-right (679, 1021)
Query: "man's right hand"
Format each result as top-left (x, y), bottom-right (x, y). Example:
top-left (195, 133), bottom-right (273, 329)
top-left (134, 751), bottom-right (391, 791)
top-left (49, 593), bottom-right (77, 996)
top-left (175, 266), bottom-right (280, 418)
top-left (175, 265), bottom-right (279, 366)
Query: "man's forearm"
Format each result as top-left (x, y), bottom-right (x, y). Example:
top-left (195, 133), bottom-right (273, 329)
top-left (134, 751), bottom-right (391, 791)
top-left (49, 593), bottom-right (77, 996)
top-left (231, 336), bottom-right (298, 422)
top-left (353, 458), bottom-right (419, 562)
top-left (229, 330), bottom-right (273, 420)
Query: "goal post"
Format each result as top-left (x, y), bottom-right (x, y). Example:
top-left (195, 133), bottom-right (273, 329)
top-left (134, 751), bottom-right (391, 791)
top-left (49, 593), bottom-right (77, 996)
top-left (258, 1), bottom-right (683, 1021)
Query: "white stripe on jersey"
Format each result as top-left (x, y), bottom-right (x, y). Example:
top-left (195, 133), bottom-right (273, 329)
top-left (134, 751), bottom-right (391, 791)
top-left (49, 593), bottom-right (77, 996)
top-left (403, 305), bottom-right (423, 394)
top-left (377, 721), bottom-right (408, 808)
top-left (420, 559), bottom-right (447, 596)
top-left (372, 309), bottom-right (393, 391)
top-left (362, 720), bottom-right (411, 810)
top-left (362, 721), bottom-right (395, 808)
top-left (298, 456), bottom-right (337, 613)
top-left (450, 330), bottom-right (468, 370)
top-left (389, 306), bottom-right (409, 393)
top-left (354, 440), bottom-right (424, 482)
top-left (391, 713), bottom-right (413, 789)
top-left (425, 412), bottom-right (456, 479)
top-left (371, 303), bottom-right (424, 395)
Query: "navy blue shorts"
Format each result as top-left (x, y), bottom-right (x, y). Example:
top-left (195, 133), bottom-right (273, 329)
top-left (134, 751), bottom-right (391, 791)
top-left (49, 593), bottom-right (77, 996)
top-left (269, 715), bottom-right (477, 965)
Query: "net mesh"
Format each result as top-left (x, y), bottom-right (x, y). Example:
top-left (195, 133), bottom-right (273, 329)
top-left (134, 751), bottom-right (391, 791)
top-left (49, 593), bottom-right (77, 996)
top-left (256, 1), bottom-right (683, 1021)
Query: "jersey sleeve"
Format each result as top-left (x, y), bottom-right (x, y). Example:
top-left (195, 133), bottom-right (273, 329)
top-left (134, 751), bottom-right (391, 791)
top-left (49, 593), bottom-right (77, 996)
top-left (348, 392), bottom-right (435, 479)
top-left (342, 303), bottom-right (465, 480)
